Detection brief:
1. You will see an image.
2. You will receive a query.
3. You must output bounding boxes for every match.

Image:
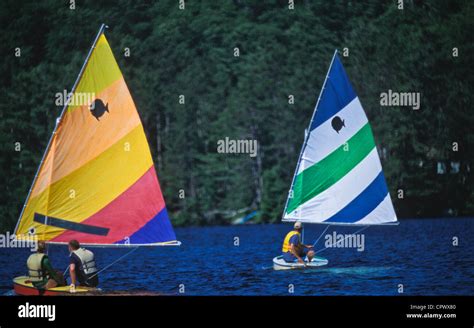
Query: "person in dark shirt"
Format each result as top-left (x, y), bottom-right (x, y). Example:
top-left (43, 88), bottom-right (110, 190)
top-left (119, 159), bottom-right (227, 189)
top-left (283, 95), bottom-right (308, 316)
top-left (68, 240), bottom-right (99, 288)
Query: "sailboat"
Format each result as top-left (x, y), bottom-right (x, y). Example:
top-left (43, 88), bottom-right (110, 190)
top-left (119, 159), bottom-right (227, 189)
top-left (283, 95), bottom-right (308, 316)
top-left (13, 24), bottom-right (180, 294)
top-left (273, 50), bottom-right (398, 270)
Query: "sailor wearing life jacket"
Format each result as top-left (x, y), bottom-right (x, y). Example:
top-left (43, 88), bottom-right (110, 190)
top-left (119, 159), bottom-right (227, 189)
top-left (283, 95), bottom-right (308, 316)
top-left (281, 221), bottom-right (315, 263)
top-left (68, 239), bottom-right (99, 288)
top-left (26, 241), bottom-right (65, 289)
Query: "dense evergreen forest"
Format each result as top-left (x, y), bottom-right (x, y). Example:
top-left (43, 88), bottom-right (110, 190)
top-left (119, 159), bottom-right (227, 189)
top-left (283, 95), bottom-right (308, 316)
top-left (1, 0), bottom-right (472, 231)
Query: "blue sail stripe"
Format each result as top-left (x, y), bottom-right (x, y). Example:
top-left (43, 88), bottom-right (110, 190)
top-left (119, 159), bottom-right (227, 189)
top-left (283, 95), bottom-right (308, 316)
top-left (324, 171), bottom-right (388, 223)
top-left (114, 207), bottom-right (177, 244)
top-left (310, 55), bottom-right (356, 131)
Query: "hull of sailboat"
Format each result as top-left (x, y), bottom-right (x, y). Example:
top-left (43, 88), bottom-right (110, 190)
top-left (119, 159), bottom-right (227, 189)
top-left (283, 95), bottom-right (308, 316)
top-left (13, 276), bottom-right (95, 296)
top-left (272, 256), bottom-right (328, 270)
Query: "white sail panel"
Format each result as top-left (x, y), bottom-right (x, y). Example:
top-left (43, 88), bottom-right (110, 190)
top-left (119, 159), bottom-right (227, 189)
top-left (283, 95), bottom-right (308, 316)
top-left (297, 97), bottom-right (368, 174)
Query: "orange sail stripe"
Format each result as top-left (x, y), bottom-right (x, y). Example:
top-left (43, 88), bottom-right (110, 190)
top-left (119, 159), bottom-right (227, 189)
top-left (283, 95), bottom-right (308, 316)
top-left (30, 77), bottom-right (141, 199)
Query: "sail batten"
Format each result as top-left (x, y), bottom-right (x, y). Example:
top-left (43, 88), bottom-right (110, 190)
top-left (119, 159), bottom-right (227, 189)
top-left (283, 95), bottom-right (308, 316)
top-left (15, 25), bottom-right (179, 246)
top-left (283, 51), bottom-right (397, 226)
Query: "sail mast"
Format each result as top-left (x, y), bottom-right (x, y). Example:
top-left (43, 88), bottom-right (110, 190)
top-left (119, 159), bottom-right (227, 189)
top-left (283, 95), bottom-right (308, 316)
top-left (282, 49), bottom-right (338, 219)
top-left (14, 24), bottom-right (108, 235)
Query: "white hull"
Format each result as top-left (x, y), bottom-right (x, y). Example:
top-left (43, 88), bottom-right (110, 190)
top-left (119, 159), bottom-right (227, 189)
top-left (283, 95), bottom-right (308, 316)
top-left (272, 255), bottom-right (328, 270)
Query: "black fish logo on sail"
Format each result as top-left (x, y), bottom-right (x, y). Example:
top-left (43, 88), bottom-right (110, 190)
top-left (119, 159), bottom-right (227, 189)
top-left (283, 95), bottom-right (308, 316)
top-left (90, 99), bottom-right (109, 121)
top-left (331, 116), bottom-right (345, 133)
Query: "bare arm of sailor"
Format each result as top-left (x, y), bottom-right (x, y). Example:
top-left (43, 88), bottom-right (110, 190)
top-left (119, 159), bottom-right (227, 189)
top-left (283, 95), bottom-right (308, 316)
top-left (69, 263), bottom-right (77, 287)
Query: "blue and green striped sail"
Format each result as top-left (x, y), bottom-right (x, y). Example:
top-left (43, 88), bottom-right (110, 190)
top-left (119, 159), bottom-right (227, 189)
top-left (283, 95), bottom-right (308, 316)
top-left (283, 51), bottom-right (397, 225)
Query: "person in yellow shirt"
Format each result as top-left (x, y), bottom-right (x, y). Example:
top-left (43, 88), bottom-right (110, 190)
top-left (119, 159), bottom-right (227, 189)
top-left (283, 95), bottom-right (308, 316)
top-left (281, 221), bottom-right (315, 264)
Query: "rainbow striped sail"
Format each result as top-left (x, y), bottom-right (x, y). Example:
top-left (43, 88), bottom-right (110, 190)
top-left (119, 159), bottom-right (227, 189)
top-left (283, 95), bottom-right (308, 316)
top-left (14, 25), bottom-right (179, 246)
top-left (283, 51), bottom-right (397, 225)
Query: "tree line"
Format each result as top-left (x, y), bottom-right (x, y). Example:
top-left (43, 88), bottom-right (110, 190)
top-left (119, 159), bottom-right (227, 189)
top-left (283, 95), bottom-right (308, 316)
top-left (0, 0), bottom-right (472, 232)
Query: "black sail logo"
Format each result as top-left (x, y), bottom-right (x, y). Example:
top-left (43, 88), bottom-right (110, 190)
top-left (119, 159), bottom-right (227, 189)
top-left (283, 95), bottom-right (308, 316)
top-left (90, 99), bottom-right (109, 121)
top-left (331, 116), bottom-right (345, 133)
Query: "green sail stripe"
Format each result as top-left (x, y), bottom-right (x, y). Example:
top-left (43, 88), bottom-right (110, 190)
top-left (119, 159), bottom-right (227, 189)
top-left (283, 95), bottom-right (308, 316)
top-left (286, 123), bottom-right (376, 214)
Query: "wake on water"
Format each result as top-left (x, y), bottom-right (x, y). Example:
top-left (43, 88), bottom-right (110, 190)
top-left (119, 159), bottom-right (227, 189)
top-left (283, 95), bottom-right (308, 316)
top-left (261, 264), bottom-right (394, 277)
top-left (303, 266), bottom-right (393, 276)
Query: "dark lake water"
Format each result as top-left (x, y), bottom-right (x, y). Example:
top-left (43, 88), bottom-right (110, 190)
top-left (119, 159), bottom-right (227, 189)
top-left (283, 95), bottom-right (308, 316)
top-left (1, 218), bottom-right (473, 295)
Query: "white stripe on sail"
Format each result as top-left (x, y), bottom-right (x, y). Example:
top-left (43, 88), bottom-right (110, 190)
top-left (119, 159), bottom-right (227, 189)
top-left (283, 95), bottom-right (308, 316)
top-left (297, 97), bottom-right (368, 174)
top-left (284, 148), bottom-right (381, 222)
top-left (355, 193), bottom-right (397, 225)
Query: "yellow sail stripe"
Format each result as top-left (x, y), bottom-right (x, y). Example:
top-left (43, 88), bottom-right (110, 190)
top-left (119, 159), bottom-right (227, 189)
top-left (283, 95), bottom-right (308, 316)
top-left (16, 125), bottom-right (153, 240)
top-left (67, 34), bottom-right (123, 113)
